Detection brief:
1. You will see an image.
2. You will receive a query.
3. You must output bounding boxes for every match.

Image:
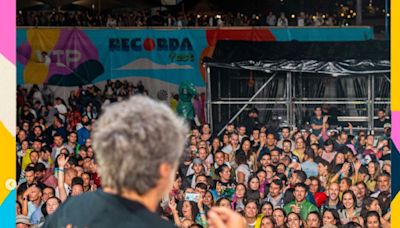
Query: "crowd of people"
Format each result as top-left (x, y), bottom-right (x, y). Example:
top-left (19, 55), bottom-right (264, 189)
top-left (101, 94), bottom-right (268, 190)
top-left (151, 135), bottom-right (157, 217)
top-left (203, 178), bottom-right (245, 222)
top-left (16, 80), bottom-right (391, 228)
top-left (17, 10), bottom-right (347, 27)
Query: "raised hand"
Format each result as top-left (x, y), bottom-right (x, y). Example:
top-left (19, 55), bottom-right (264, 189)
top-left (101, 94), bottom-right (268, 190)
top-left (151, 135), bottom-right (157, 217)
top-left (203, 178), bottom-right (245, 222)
top-left (323, 115), bottom-right (329, 124)
top-left (197, 195), bottom-right (204, 210)
top-left (354, 160), bottom-right (361, 171)
top-left (168, 199), bottom-right (177, 213)
top-left (207, 207), bottom-right (247, 228)
top-left (291, 204), bottom-right (301, 214)
top-left (348, 122), bottom-right (353, 129)
top-left (57, 154), bottom-right (69, 168)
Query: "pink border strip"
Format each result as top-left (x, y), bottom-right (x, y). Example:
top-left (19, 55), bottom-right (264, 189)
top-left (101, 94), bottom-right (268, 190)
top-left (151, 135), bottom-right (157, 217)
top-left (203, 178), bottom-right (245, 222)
top-left (0, 0), bottom-right (16, 64)
top-left (393, 112), bottom-right (400, 150)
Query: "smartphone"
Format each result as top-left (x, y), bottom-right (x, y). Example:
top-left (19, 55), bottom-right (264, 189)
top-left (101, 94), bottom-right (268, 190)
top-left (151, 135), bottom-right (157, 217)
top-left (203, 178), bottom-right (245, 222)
top-left (184, 193), bottom-right (200, 202)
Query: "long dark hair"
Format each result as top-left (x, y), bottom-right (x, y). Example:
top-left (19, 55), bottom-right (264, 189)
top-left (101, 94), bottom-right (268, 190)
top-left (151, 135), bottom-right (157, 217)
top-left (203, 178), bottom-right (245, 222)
top-left (360, 197), bottom-right (379, 218)
top-left (307, 211), bottom-right (322, 227)
top-left (287, 212), bottom-right (304, 228)
top-left (178, 200), bottom-right (199, 220)
top-left (235, 150), bottom-right (248, 166)
top-left (323, 208), bottom-right (341, 226)
top-left (365, 211), bottom-right (382, 228)
top-left (342, 190), bottom-right (358, 209)
top-left (41, 196), bottom-right (62, 217)
top-left (240, 137), bottom-right (254, 161)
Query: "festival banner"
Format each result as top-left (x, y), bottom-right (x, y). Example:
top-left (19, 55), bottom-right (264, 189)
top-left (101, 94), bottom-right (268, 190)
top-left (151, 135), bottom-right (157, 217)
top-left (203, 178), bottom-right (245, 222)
top-left (17, 27), bottom-right (374, 91)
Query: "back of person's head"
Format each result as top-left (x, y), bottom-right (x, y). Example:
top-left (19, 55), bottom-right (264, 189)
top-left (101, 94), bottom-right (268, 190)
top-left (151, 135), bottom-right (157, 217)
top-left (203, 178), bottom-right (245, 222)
top-left (315, 157), bottom-right (330, 168)
top-left (92, 96), bottom-right (188, 195)
top-left (342, 177), bottom-right (352, 187)
top-left (71, 177), bottom-right (84, 187)
top-left (324, 139), bottom-right (334, 147)
top-left (305, 148), bottom-right (315, 160)
top-left (235, 150), bottom-right (247, 166)
top-left (67, 156), bottom-right (79, 167)
top-left (294, 170), bottom-right (307, 183)
top-left (195, 183), bottom-right (208, 191)
top-left (341, 221), bottom-right (362, 228)
top-left (34, 162), bottom-right (46, 173)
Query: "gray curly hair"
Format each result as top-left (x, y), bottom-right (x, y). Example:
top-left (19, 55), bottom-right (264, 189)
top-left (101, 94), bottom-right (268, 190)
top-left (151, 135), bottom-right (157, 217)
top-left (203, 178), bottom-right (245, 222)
top-left (92, 96), bottom-right (188, 195)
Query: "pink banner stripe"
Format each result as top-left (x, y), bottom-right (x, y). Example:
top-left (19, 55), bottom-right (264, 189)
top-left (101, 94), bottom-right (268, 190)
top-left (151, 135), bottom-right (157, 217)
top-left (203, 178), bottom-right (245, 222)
top-left (0, 0), bottom-right (16, 64)
top-left (392, 112), bottom-right (400, 150)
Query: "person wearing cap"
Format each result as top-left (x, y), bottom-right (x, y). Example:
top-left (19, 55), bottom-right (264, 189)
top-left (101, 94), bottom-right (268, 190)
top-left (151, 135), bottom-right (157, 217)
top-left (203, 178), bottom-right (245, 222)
top-left (183, 158), bottom-right (206, 189)
top-left (16, 214), bottom-right (31, 228)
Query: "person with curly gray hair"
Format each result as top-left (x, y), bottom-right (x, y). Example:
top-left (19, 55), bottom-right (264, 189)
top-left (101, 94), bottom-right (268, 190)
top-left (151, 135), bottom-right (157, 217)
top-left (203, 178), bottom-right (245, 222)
top-left (44, 96), bottom-right (188, 227)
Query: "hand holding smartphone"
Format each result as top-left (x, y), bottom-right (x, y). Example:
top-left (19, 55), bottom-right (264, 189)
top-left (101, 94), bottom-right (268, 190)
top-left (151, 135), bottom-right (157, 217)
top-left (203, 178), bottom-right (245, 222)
top-left (185, 193), bottom-right (200, 202)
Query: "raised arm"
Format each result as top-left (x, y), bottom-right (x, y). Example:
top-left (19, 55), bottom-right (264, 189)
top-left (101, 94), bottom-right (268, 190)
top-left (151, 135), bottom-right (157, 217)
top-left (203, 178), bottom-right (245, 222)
top-left (321, 115), bottom-right (330, 141)
top-left (169, 199), bottom-right (181, 227)
top-left (57, 154), bottom-right (69, 202)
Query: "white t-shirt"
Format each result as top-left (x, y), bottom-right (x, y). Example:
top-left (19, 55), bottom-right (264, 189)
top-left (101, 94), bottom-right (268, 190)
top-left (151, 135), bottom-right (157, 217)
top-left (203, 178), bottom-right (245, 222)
top-left (55, 104), bottom-right (67, 122)
top-left (297, 18), bottom-right (305, 27)
top-left (221, 144), bottom-right (239, 154)
top-left (55, 183), bottom-right (71, 198)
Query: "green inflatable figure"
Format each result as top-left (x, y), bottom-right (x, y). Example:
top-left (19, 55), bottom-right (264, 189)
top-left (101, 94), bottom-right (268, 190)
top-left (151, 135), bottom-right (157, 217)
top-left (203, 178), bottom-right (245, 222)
top-left (177, 81), bottom-right (198, 121)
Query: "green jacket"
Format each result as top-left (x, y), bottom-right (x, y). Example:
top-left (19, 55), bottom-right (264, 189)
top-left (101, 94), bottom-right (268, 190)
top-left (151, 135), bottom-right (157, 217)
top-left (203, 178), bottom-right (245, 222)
top-left (283, 200), bottom-right (319, 221)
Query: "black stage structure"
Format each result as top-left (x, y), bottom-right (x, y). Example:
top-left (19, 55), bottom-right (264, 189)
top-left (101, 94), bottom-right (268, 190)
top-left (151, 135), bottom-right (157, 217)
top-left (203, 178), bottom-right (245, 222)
top-left (203, 40), bottom-right (390, 136)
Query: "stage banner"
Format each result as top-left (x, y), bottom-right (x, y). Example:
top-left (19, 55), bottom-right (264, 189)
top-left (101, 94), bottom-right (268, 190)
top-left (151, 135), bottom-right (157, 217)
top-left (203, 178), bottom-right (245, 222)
top-left (17, 27), bottom-right (374, 92)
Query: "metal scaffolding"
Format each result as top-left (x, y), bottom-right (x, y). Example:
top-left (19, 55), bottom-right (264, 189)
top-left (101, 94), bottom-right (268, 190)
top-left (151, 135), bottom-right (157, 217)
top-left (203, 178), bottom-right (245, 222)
top-left (204, 64), bottom-right (390, 135)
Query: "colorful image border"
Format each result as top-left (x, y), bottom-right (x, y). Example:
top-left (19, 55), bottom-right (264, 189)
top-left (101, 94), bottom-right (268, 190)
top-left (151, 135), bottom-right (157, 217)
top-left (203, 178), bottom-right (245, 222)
top-left (391, 1), bottom-right (399, 227)
top-left (0, 0), bottom-right (16, 227)
top-left (0, 0), bottom-right (396, 227)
